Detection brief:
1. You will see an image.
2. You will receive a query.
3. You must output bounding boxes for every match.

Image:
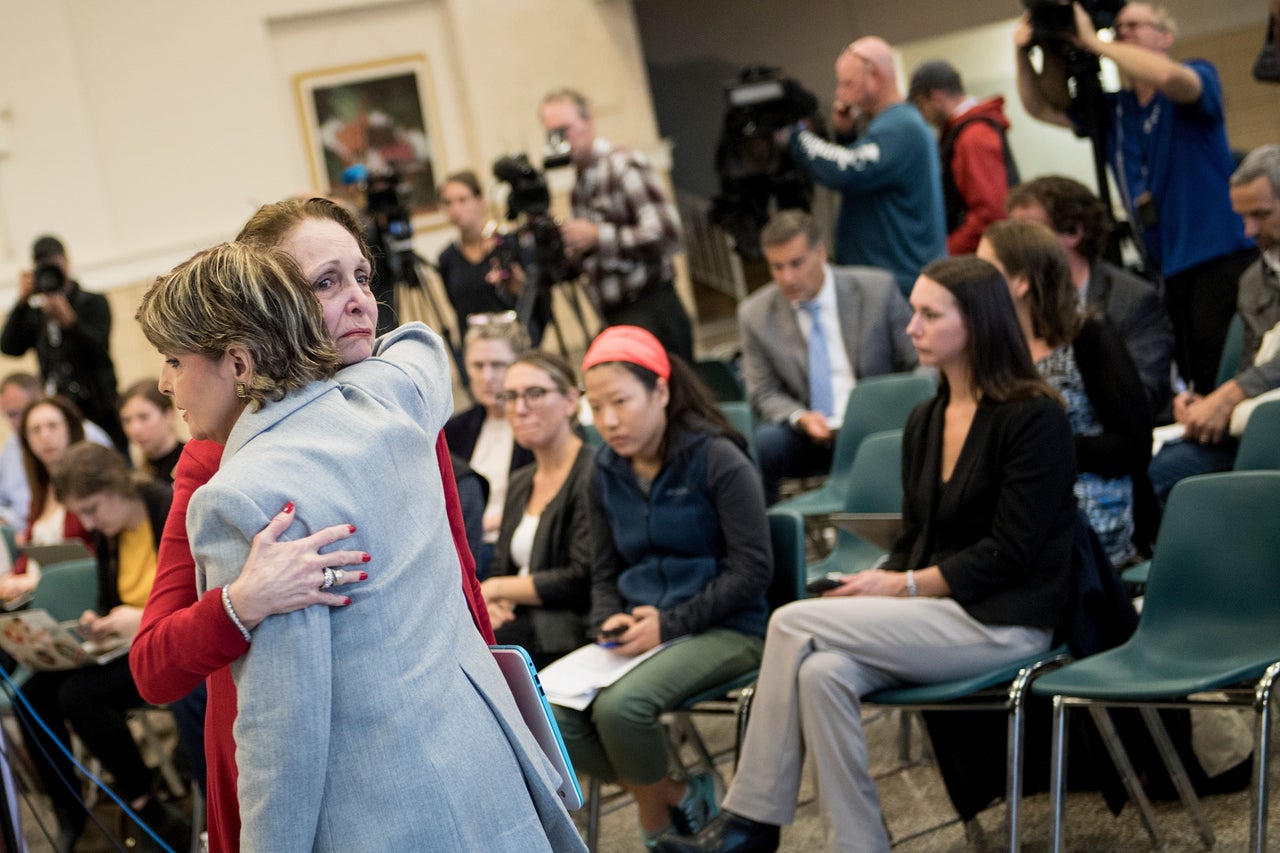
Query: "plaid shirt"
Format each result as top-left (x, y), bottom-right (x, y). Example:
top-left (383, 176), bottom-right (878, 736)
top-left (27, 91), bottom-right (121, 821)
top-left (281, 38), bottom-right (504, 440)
top-left (570, 137), bottom-right (683, 311)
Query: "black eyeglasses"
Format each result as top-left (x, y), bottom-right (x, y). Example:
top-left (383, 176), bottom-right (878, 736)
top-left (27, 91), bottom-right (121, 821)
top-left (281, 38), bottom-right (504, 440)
top-left (497, 387), bottom-right (560, 408)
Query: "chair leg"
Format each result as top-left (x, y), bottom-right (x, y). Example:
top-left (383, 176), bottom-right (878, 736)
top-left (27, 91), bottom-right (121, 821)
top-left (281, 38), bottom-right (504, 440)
top-left (1004, 666), bottom-right (1037, 853)
top-left (1048, 696), bottom-right (1069, 853)
top-left (1250, 661), bottom-right (1280, 853)
top-left (1087, 705), bottom-right (1163, 849)
top-left (586, 777), bottom-right (602, 853)
top-left (1138, 706), bottom-right (1215, 849)
top-left (897, 710), bottom-right (914, 762)
top-left (735, 683), bottom-right (756, 771)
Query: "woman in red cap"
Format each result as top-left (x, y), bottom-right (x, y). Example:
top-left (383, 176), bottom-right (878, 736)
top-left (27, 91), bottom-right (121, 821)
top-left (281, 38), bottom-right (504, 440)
top-left (555, 325), bottom-right (772, 849)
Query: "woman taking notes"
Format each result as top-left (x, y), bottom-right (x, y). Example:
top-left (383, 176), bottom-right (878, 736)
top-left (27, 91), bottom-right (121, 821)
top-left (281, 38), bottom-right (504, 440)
top-left (558, 325), bottom-right (771, 849)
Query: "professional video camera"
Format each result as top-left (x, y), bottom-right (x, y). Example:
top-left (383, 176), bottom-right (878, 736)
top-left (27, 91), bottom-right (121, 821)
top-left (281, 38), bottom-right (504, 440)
top-left (711, 66), bottom-right (822, 262)
top-left (1022, 0), bottom-right (1125, 48)
top-left (491, 152), bottom-right (574, 292)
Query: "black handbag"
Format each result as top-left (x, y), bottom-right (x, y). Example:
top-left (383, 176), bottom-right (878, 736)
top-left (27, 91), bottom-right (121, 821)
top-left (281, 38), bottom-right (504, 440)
top-left (1255, 17), bottom-right (1280, 83)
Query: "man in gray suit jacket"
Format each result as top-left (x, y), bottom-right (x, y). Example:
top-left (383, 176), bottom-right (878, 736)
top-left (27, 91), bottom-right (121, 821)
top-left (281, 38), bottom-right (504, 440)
top-left (740, 210), bottom-right (916, 504)
top-left (1008, 176), bottom-right (1175, 417)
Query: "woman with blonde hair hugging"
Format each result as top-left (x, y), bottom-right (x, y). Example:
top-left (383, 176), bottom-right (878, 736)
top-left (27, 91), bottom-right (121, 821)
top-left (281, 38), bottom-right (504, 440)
top-left (136, 242), bottom-right (581, 852)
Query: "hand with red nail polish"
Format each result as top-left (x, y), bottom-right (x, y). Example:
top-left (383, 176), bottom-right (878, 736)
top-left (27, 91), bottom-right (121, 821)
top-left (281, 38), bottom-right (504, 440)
top-left (222, 506), bottom-right (371, 629)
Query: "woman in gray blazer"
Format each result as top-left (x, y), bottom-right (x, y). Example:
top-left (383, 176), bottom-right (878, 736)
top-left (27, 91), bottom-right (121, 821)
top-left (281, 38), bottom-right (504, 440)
top-left (485, 351), bottom-right (593, 667)
top-left (137, 242), bottom-right (582, 853)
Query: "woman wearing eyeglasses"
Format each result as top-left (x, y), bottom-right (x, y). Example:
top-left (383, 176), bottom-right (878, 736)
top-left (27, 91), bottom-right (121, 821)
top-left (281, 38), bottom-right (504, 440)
top-left (482, 351), bottom-right (592, 668)
top-left (444, 314), bottom-right (534, 577)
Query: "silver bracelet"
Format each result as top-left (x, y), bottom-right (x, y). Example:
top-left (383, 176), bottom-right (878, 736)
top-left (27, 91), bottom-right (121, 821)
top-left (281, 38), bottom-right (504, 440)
top-left (222, 586), bottom-right (252, 643)
top-left (905, 569), bottom-right (918, 598)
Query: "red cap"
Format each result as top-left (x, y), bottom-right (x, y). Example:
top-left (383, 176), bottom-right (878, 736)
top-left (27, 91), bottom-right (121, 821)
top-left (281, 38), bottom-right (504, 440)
top-left (581, 325), bottom-right (670, 380)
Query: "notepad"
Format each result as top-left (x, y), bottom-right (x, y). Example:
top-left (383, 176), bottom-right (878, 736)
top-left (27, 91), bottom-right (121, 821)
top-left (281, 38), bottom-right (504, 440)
top-left (0, 609), bottom-right (129, 671)
top-left (538, 638), bottom-right (686, 711)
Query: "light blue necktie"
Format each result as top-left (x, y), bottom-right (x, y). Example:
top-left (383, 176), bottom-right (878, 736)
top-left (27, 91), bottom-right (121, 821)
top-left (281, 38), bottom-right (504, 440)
top-left (801, 300), bottom-right (834, 417)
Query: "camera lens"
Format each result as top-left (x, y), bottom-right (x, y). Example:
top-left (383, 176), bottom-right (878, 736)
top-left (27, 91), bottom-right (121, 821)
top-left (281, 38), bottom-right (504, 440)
top-left (33, 264), bottom-right (66, 295)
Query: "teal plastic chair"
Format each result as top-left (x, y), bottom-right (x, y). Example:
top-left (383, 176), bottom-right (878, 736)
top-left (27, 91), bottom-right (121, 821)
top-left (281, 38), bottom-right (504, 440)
top-left (718, 401), bottom-right (756, 464)
top-left (30, 557), bottom-right (99, 621)
top-left (863, 644), bottom-right (1071, 852)
top-left (1033, 471), bottom-right (1280, 853)
top-left (0, 527), bottom-right (17, 564)
top-left (693, 359), bottom-right (745, 403)
top-left (805, 429), bottom-right (903, 582)
top-left (0, 557), bottom-right (99, 709)
top-left (583, 508), bottom-right (809, 852)
top-left (775, 373), bottom-right (934, 517)
top-left (1122, 396), bottom-right (1280, 590)
top-left (1214, 313), bottom-right (1245, 390)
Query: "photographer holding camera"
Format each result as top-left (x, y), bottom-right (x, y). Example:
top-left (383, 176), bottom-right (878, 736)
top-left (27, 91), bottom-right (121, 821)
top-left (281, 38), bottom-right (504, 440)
top-left (1, 236), bottom-right (127, 454)
top-left (538, 88), bottom-right (692, 364)
top-left (1015, 1), bottom-right (1257, 396)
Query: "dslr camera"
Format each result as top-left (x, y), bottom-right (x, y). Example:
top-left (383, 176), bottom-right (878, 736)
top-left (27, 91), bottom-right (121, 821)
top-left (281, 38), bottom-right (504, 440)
top-left (32, 263), bottom-right (67, 296)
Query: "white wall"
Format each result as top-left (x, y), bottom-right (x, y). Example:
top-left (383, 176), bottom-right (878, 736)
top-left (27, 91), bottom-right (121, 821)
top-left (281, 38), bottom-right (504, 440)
top-left (0, 0), bottom-right (661, 303)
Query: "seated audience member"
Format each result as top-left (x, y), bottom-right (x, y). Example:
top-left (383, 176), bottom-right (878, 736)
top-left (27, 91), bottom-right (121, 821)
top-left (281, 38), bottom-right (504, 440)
top-left (979, 220), bottom-right (1151, 566)
top-left (0, 372), bottom-right (42, 530)
top-left (559, 326), bottom-right (771, 849)
top-left (909, 59), bottom-right (1017, 254)
top-left (1007, 175), bottom-right (1174, 417)
top-left (438, 170), bottom-right (549, 347)
top-left (0, 397), bottom-right (97, 602)
top-left (738, 210), bottom-right (917, 504)
top-left (658, 257), bottom-right (1076, 853)
top-left (483, 351), bottom-right (592, 668)
top-left (20, 442), bottom-right (189, 852)
top-left (118, 379), bottom-right (184, 484)
top-left (1149, 144), bottom-right (1280, 502)
top-left (444, 313), bottom-right (533, 576)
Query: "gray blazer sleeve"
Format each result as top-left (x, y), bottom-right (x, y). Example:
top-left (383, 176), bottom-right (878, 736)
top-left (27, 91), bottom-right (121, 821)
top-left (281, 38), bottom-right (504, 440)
top-left (1234, 262), bottom-right (1280, 398)
top-left (738, 289), bottom-right (808, 425)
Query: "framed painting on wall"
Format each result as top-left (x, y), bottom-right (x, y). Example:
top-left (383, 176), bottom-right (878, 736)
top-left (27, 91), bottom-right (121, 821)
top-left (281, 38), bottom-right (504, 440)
top-left (294, 54), bottom-right (445, 222)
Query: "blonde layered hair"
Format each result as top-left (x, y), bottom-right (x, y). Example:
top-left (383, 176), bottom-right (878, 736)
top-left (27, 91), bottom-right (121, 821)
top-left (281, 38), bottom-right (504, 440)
top-left (136, 242), bottom-right (339, 410)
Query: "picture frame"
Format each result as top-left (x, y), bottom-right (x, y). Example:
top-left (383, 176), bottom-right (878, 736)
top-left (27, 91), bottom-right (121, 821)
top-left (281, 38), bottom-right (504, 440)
top-left (294, 54), bottom-right (446, 222)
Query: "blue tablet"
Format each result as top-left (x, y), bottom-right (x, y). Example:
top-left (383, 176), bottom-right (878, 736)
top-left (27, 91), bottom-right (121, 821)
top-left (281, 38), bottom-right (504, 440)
top-left (490, 645), bottom-right (583, 810)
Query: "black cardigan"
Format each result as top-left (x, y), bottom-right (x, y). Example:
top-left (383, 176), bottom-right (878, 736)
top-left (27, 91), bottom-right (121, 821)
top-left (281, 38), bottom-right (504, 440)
top-left (882, 391), bottom-right (1077, 629)
top-left (489, 444), bottom-right (594, 656)
top-left (95, 480), bottom-right (172, 613)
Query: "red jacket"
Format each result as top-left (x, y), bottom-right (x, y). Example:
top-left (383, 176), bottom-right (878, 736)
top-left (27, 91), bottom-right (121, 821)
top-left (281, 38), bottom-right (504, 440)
top-left (942, 96), bottom-right (1014, 255)
top-left (131, 433), bottom-right (493, 852)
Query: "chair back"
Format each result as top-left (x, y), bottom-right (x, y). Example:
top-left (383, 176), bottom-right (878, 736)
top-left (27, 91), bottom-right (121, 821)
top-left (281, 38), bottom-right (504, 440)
top-left (811, 430), bottom-right (904, 578)
top-left (766, 508), bottom-right (809, 612)
top-left (1139, 471), bottom-right (1280, 666)
top-left (1214, 313), bottom-right (1244, 390)
top-left (30, 557), bottom-right (99, 623)
top-left (1233, 398), bottom-right (1280, 471)
top-left (826, 373), bottom-right (934, 493)
top-left (694, 359), bottom-right (745, 402)
top-left (718, 401), bottom-right (757, 463)
top-left (581, 422), bottom-right (603, 448)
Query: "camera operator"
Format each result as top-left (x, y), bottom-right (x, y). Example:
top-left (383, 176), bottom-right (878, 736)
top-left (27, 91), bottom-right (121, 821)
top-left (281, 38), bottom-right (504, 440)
top-left (538, 88), bottom-right (692, 364)
top-left (1015, 2), bottom-right (1257, 397)
top-left (1, 236), bottom-right (127, 454)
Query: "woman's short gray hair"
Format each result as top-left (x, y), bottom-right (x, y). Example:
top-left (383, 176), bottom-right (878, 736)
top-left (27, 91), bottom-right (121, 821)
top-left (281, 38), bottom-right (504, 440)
top-left (136, 242), bottom-right (340, 410)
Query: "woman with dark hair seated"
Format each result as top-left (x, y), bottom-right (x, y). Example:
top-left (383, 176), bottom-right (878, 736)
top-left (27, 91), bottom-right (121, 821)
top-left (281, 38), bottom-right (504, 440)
top-left (659, 257), bottom-right (1078, 853)
top-left (483, 351), bottom-right (592, 668)
top-left (118, 379), bottom-right (184, 484)
top-left (979, 219), bottom-right (1152, 566)
top-left (21, 442), bottom-right (189, 852)
top-left (559, 325), bottom-right (772, 849)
